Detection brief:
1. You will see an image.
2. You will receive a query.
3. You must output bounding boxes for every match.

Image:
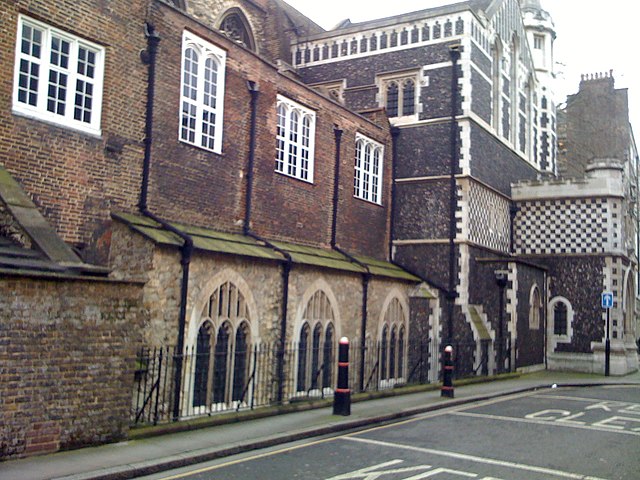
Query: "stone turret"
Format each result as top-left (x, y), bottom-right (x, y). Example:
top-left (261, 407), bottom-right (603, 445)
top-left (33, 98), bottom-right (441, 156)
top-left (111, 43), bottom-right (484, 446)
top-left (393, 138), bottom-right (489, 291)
top-left (521, 0), bottom-right (555, 80)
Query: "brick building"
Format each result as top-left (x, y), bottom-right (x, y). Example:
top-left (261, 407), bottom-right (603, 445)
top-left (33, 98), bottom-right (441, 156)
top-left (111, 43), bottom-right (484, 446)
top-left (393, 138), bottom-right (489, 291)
top-left (1, 0), bottom-right (638, 459)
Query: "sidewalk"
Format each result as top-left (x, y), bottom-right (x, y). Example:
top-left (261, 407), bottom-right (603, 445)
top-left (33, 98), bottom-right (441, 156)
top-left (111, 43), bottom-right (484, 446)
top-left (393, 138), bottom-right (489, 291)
top-left (2, 370), bottom-right (639, 480)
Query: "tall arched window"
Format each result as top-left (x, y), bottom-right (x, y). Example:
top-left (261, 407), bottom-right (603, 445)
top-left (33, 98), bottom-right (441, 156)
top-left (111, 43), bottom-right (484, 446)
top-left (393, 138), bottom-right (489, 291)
top-left (296, 291), bottom-right (335, 395)
top-left (232, 321), bottom-right (250, 402)
top-left (380, 325), bottom-right (389, 381)
top-left (193, 322), bottom-right (213, 407)
top-left (297, 323), bottom-right (310, 392)
top-left (529, 286), bottom-right (542, 330)
top-left (379, 298), bottom-right (408, 387)
top-left (212, 322), bottom-right (231, 404)
top-left (386, 81), bottom-right (399, 117)
top-left (553, 302), bottom-right (568, 336)
top-left (191, 281), bottom-right (252, 412)
top-left (275, 95), bottom-right (316, 182)
top-left (402, 79), bottom-right (416, 116)
top-left (180, 31), bottom-right (226, 154)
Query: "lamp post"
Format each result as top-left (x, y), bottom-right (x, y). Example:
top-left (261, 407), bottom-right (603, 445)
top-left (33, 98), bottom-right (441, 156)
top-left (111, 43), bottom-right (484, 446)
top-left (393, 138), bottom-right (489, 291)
top-left (494, 270), bottom-right (508, 374)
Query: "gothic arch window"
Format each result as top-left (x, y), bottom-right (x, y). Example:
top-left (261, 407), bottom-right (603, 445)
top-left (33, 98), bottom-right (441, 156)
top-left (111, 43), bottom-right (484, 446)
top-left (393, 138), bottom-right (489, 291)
top-left (180, 31), bottom-right (226, 154)
top-left (529, 286), bottom-right (542, 330)
top-left (296, 290), bottom-right (336, 396)
top-left (379, 298), bottom-right (408, 387)
top-left (379, 74), bottom-right (418, 119)
top-left (219, 9), bottom-right (255, 51)
top-left (191, 281), bottom-right (252, 412)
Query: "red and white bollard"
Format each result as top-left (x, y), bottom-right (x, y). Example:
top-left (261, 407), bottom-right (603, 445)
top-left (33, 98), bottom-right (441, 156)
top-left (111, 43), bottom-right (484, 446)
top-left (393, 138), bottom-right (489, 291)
top-left (441, 345), bottom-right (454, 398)
top-left (333, 337), bottom-right (351, 416)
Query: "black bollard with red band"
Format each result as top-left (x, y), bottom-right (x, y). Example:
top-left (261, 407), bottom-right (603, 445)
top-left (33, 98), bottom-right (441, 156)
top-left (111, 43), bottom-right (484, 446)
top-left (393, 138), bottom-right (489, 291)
top-left (441, 345), bottom-right (454, 398)
top-left (333, 337), bottom-right (351, 416)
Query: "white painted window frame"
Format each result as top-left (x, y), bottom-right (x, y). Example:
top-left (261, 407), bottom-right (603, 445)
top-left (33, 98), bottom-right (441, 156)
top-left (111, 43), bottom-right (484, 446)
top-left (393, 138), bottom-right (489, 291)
top-left (547, 296), bottom-right (574, 351)
top-left (13, 15), bottom-right (104, 136)
top-left (275, 95), bottom-right (316, 183)
top-left (354, 133), bottom-right (384, 205)
top-left (179, 31), bottom-right (226, 154)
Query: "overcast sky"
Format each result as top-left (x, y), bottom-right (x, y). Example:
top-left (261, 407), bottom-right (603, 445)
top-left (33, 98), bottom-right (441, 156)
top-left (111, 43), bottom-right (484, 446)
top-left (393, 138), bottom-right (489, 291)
top-left (284, 0), bottom-right (639, 141)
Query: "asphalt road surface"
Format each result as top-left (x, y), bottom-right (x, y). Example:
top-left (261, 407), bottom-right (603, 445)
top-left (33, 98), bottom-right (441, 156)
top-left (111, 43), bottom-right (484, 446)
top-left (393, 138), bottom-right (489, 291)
top-left (139, 385), bottom-right (640, 480)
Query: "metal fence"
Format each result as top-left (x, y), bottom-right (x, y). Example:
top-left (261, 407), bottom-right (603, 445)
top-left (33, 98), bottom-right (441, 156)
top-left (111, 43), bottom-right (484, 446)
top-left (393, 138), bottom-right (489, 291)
top-left (132, 339), bottom-right (435, 426)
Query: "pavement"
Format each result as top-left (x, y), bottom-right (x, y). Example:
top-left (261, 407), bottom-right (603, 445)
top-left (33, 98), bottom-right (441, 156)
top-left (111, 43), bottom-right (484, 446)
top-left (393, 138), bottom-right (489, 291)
top-left (2, 369), bottom-right (639, 480)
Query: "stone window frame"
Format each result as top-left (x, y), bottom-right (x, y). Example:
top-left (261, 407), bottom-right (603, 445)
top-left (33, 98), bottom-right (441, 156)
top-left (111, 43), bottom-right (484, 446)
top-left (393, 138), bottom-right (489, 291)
top-left (191, 281), bottom-right (254, 412)
top-left (179, 30), bottom-right (227, 154)
top-left (378, 296), bottom-right (408, 387)
top-left (275, 95), bottom-right (316, 183)
top-left (13, 15), bottom-right (105, 136)
top-left (354, 133), bottom-right (384, 205)
top-left (529, 285), bottom-right (542, 330)
top-left (377, 70), bottom-right (419, 120)
top-left (547, 296), bottom-right (574, 350)
top-left (295, 290), bottom-right (336, 396)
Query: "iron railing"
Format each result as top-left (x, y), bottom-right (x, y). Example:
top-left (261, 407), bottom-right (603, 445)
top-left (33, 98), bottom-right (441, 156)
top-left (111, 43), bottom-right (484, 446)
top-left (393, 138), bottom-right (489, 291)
top-left (132, 338), bottom-right (435, 425)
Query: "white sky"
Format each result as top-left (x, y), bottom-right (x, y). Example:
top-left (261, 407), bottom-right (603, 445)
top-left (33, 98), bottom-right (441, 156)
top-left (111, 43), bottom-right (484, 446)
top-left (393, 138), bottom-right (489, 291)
top-left (284, 0), bottom-right (639, 141)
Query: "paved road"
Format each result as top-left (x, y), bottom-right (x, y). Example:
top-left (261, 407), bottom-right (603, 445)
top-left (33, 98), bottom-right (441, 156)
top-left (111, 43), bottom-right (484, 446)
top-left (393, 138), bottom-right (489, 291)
top-left (138, 385), bottom-right (640, 480)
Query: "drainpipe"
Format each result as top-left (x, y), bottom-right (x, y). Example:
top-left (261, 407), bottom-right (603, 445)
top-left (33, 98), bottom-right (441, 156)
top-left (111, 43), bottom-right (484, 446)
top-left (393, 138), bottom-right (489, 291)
top-left (140, 23), bottom-right (193, 422)
top-left (331, 126), bottom-right (370, 391)
top-left (389, 127), bottom-right (400, 261)
top-left (446, 44), bottom-right (462, 346)
top-left (244, 80), bottom-right (291, 403)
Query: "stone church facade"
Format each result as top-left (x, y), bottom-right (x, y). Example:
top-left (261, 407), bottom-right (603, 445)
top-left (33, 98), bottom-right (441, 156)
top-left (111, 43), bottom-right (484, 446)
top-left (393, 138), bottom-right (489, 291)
top-left (0, 0), bottom-right (637, 458)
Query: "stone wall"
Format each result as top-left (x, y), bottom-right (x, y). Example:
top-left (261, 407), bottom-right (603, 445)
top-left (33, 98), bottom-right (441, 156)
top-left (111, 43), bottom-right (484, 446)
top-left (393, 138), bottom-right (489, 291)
top-left (0, 275), bottom-right (145, 459)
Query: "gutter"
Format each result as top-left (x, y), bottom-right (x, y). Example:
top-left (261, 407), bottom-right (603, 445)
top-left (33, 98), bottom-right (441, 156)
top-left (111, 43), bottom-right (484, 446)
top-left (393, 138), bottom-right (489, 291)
top-left (140, 23), bottom-right (193, 422)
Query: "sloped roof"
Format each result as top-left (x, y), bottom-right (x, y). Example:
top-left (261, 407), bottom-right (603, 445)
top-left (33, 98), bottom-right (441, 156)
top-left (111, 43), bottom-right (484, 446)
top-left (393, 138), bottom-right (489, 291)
top-left (0, 164), bottom-right (108, 277)
top-left (113, 212), bottom-right (420, 282)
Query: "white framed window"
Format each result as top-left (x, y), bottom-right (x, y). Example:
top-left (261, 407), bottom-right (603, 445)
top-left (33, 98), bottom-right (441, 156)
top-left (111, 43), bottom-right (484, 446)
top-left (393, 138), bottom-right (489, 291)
top-left (547, 296), bottom-right (574, 352)
top-left (180, 31), bottom-right (226, 154)
top-left (354, 133), bottom-right (384, 204)
top-left (275, 95), bottom-right (316, 182)
top-left (13, 15), bottom-right (104, 135)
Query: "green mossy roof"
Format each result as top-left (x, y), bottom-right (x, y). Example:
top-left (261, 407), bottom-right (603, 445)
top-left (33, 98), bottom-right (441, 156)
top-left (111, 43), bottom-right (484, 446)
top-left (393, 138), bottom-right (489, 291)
top-left (113, 212), bottom-right (420, 282)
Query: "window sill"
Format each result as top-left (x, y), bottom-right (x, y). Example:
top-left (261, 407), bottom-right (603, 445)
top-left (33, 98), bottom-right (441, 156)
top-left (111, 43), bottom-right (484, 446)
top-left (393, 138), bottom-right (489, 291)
top-left (12, 108), bottom-right (102, 139)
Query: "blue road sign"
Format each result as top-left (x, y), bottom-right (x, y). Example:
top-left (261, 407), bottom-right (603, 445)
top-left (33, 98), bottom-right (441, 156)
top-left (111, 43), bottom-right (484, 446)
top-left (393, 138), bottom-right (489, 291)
top-left (601, 292), bottom-right (613, 309)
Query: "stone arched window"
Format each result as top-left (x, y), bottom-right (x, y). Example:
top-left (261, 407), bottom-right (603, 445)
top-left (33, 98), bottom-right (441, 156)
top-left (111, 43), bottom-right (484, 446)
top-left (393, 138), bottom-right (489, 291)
top-left (547, 296), bottom-right (573, 352)
top-left (379, 298), bottom-right (408, 386)
top-left (219, 9), bottom-right (256, 51)
top-left (529, 285), bottom-right (542, 330)
top-left (192, 281), bottom-right (252, 411)
top-left (296, 290), bottom-right (335, 395)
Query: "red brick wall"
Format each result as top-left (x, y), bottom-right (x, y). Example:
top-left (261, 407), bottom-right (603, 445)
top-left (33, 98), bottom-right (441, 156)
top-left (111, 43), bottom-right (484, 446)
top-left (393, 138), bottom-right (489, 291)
top-left (0, 0), bottom-right (394, 264)
top-left (0, 1), bottom-right (149, 258)
top-left (147, 2), bottom-right (393, 259)
top-left (0, 275), bottom-right (145, 458)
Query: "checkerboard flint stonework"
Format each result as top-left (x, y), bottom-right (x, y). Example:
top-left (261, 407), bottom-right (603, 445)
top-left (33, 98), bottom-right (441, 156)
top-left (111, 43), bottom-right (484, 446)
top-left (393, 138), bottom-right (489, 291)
top-left (514, 198), bottom-right (620, 255)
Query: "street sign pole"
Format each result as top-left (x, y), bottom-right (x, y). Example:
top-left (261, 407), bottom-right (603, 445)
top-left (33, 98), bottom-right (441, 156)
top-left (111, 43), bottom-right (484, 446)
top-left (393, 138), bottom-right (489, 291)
top-left (601, 292), bottom-right (612, 377)
top-left (605, 307), bottom-right (610, 376)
